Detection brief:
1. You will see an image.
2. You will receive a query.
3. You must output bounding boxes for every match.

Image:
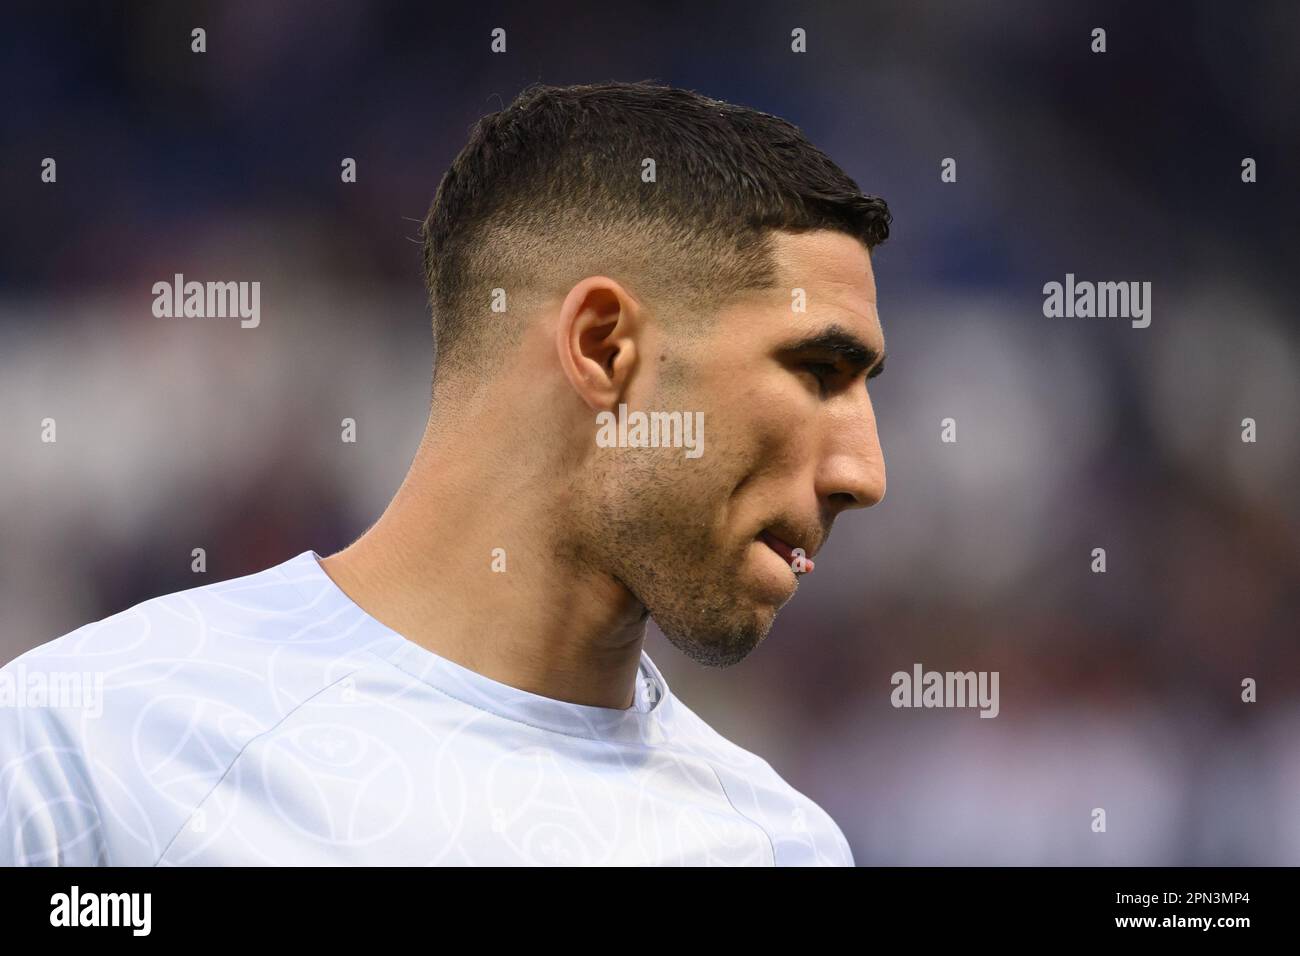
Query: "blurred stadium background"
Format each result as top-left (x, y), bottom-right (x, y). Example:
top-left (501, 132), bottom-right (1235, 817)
top-left (2, 1), bottom-right (1297, 864)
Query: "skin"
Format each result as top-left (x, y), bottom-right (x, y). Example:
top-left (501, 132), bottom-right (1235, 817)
top-left (320, 228), bottom-right (886, 710)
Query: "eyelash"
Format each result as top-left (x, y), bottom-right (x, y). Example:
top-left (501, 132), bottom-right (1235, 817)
top-left (803, 362), bottom-right (838, 382)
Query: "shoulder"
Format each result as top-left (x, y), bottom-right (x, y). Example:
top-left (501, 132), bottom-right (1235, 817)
top-left (660, 692), bottom-right (855, 867)
top-left (4, 550), bottom-right (388, 704)
top-left (0, 551), bottom-right (399, 865)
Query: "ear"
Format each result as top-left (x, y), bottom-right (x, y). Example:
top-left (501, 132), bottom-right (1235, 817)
top-left (555, 276), bottom-right (641, 411)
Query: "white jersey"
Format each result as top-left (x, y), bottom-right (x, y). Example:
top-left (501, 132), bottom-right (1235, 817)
top-left (0, 550), bottom-right (853, 866)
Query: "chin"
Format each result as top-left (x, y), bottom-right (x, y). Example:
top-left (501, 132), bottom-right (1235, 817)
top-left (654, 599), bottom-right (778, 668)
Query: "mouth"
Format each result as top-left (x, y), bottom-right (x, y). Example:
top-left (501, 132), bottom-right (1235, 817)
top-left (757, 530), bottom-right (816, 575)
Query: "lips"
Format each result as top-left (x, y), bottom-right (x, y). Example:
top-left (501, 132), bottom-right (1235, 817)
top-left (758, 530), bottom-right (815, 574)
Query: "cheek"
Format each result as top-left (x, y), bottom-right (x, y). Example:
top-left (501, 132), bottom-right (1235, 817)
top-left (749, 365), bottom-right (820, 432)
top-left (703, 426), bottom-right (806, 536)
top-left (729, 392), bottom-right (812, 472)
top-left (687, 369), bottom-right (816, 506)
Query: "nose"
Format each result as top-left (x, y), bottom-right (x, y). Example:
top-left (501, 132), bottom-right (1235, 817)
top-left (815, 387), bottom-right (886, 516)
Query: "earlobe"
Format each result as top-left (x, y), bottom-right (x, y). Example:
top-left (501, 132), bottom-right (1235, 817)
top-left (555, 277), bottom-right (640, 411)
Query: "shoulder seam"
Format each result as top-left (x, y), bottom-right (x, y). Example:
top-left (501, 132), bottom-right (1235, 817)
top-left (150, 665), bottom-right (370, 866)
top-left (752, 754), bottom-right (854, 866)
top-left (704, 761), bottom-right (778, 866)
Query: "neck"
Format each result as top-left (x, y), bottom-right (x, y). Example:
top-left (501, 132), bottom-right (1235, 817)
top-left (319, 407), bottom-right (649, 711)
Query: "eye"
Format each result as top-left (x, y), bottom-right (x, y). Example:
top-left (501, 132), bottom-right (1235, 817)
top-left (801, 361), bottom-right (839, 389)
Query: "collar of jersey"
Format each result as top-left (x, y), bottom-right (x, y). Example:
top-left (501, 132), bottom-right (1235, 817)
top-left (286, 550), bottom-right (675, 746)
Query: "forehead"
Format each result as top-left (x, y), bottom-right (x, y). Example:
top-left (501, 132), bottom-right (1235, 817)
top-left (727, 229), bottom-right (882, 344)
top-left (768, 229), bottom-right (877, 303)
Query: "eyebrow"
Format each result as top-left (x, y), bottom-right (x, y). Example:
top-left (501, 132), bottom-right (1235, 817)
top-left (779, 324), bottom-right (887, 379)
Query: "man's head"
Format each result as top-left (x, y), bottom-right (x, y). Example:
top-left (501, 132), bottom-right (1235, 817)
top-left (418, 81), bottom-right (890, 666)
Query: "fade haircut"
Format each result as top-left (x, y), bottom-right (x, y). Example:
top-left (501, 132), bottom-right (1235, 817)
top-left (419, 80), bottom-right (891, 382)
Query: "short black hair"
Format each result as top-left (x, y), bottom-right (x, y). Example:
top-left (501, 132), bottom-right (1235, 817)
top-left (420, 80), bottom-right (891, 379)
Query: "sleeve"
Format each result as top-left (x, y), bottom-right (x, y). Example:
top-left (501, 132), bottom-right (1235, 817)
top-left (0, 658), bottom-right (108, 866)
